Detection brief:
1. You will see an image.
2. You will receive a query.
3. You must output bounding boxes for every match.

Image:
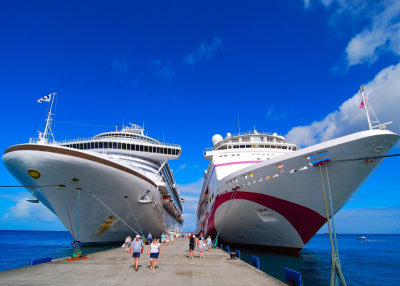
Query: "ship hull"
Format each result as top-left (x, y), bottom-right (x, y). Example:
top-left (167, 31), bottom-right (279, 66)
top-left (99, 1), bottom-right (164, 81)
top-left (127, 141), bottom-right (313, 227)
top-left (197, 130), bottom-right (399, 253)
top-left (3, 144), bottom-right (182, 243)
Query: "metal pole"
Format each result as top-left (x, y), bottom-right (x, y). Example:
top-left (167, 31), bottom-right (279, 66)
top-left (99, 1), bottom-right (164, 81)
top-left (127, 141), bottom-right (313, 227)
top-left (360, 85), bottom-right (372, 130)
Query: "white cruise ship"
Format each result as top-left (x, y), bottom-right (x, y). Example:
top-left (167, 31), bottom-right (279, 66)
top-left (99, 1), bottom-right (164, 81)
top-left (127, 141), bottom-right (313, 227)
top-left (3, 98), bottom-right (183, 244)
top-left (196, 88), bottom-right (398, 254)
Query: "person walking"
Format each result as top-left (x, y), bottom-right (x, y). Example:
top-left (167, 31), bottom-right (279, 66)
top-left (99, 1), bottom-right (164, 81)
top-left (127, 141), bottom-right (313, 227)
top-left (124, 235), bottom-right (132, 253)
top-left (148, 238), bottom-right (161, 270)
top-left (131, 235), bottom-right (144, 271)
top-left (147, 233), bottom-right (152, 245)
top-left (206, 236), bottom-right (212, 251)
top-left (189, 234), bottom-right (195, 259)
top-left (161, 232), bottom-right (165, 245)
top-left (166, 233), bottom-right (170, 246)
top-left (197, 236), bottom-right (205, 258)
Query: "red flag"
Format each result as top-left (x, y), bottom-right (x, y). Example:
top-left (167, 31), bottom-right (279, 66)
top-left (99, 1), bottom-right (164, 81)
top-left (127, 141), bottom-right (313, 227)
top-left (359, 101), bottom-right (364, 108)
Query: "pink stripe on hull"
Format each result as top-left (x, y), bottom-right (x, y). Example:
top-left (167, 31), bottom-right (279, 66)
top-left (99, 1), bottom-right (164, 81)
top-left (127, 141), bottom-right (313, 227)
top-left (206, 191), bottom-right (326, 245)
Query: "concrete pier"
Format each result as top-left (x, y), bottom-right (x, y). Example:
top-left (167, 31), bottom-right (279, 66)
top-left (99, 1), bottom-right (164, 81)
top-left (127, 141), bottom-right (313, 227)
top-left (0, 239), bottom-right (285, 286)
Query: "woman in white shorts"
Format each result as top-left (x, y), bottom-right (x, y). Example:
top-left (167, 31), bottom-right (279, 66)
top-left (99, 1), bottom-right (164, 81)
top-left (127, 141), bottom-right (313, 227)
top-left (197, 237), bottom-right (205, 258)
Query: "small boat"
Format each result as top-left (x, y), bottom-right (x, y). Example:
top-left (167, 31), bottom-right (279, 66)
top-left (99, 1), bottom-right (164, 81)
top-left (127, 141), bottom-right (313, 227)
top-left (357, 236), bottom-right (368, 241)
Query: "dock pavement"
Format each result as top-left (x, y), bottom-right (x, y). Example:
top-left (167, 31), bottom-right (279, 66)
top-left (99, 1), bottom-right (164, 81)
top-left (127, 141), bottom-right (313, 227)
top-left (0, 238), bottom-right (286, 286)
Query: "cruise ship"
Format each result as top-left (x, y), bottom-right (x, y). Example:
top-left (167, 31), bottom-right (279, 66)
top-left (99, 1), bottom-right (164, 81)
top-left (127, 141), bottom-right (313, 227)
top-left (3, 96), bottom-right (184, 244)
top-left (196, 87), bottom-right (399, 254)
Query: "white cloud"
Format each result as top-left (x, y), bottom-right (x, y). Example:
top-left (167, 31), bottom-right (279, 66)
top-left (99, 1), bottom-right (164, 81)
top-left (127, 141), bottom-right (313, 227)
top-left (346, 1), bottom-right (400, 66)
top-left (178, 178), bottom-right (203, 195)
top-left (178, 179), bottom-right (203, 232)
top-left (150, 59), bottom-right (175, 79)
top-left (303, 0), bottom-right (400, 67)
top-left (3, 198), bottom-right (59, 223)
top-left (179, 163), bottom-right (187, 170)
top-left (111, 56), bottom-right (129, 73)
top-left (286, 62), bottom-right (400, 146)
top-left (265, 104), bottom-right (288, 120)
top-left (183, 37), bottom-right (223, 68)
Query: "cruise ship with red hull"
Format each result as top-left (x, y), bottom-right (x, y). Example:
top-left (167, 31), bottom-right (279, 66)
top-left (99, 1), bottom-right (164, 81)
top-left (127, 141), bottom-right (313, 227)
top-left (196, 87), bottom-right (398, 254)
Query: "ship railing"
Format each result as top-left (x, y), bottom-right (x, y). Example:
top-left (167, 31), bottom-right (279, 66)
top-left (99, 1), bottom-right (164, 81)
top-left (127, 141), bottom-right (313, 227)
top-left (29, 136), bottom-right (180, 147)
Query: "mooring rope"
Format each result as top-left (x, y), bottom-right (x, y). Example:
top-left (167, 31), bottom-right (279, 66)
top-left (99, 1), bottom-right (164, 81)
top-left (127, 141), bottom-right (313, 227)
top-left (213, 187), bottom-right (240, 247)
top-left (90, 193), bottom-right (140, 236)
top-left (319, 165), bottom-right (347, 286)
top-left (124, 197), bottom-right (144, 236)
top-left (332, 153), bottom-right (400, 163)
top-left (0, 184), bottom-right (61, 188)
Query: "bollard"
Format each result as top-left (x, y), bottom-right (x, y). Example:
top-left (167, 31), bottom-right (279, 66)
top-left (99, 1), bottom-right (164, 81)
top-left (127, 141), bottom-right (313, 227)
top-left (235, 249), bottom-right (241, 259)
top-left (226, 246), bottom-right (230, 253)
top-left (251, 256), bottom-right (260, 269)
top-left (284, 268), bottom-right (303, 286)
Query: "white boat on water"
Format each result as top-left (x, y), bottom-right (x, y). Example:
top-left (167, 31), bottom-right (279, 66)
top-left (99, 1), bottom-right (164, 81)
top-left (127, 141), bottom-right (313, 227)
top-left (3, 95), bottom-right (184, 244)
top-left (196, 86), bottom-right (398, 254)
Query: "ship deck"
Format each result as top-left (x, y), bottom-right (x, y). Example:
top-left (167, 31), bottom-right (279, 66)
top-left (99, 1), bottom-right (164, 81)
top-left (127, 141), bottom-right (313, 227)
top-left (0, 238), bottom-right (285, 286)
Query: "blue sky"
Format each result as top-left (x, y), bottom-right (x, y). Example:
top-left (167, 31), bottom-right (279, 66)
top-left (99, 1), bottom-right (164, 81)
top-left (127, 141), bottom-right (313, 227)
top-left (0, 0), bottom-right (399, 233)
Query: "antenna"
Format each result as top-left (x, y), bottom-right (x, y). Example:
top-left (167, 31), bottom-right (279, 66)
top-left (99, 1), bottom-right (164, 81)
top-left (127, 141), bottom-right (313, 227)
top-left (360, 85), bottom-right (372, 130)
top-left (237, 116), bottom-right (241, 134)
top-left (359, 85), bottom-right (392, 130)
top-left (40, 93), bottom-right (56, 143)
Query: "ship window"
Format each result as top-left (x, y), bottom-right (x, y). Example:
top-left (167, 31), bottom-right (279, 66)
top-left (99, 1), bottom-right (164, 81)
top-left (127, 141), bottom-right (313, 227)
top-left (246, 145), bottom-right (251, 148)
top-left (113, 142), bottom-right (117, 149)
top-left (156, 147), bottom-right (159, 153)
top-left (118, 143), bottom-right (121, 149)
top-left (144, 146), bottom-right (148, 152)
top-left (122, 143), bottom-right (126, 150)
top-left (293, 147), bottom-right (297, 151)
top-left (282, 146), bottom-right (287, 150)
top-left (84, 143), bottom-right (88, 149)
top-left (135, 145), bottom-right (139, 151)
top-left (168, 148), bottom-right (171, 155)
top-left (90, 142), bottom-right (94, 149)
top-left (99, 142), bottom-right (103, 148)
top-left (103, 142), bottom-right (107, 148)
top-left (139, 145), bottom-right (143, 151)
top-left (233, 145), bottom-right (239, 149)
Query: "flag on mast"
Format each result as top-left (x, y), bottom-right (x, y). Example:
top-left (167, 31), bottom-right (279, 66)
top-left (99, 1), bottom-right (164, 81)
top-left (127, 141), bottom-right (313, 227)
top-left (37, 93), bottom-right (54, 103)
top-left (359, 101), bottom-right (364, 109)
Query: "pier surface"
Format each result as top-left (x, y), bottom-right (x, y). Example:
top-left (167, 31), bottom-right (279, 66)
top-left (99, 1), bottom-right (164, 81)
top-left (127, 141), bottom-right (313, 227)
top-left (0, 238), bottom-right (285, 286)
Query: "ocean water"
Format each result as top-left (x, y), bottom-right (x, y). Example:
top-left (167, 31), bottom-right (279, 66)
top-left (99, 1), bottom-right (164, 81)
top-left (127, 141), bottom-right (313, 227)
top-left (0, 230), bottom-right (114, 272)
top-left (1, 231), bottom-right (400, 285)
top-left (237, 234), bottom-right (400, 285)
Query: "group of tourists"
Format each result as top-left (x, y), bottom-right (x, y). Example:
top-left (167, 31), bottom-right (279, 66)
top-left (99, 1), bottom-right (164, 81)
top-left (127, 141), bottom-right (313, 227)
top-left (124, 232), bottom-right (213, 271)
top-left (188, 233), bottom-right (212, 259)
top-left (124, 234), bottom-right (161, 271)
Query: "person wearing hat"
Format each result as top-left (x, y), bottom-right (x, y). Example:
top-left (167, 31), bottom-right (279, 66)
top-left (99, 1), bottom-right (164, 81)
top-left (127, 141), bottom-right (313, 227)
top-left (131, 234), bottom-right (144, 271)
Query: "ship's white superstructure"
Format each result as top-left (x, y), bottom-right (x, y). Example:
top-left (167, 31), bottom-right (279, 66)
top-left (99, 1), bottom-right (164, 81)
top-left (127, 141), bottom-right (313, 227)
top-left (3, 98), bottom-right (184, 244)
top-left (196, 87), bottom-right (398, 254)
